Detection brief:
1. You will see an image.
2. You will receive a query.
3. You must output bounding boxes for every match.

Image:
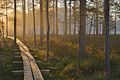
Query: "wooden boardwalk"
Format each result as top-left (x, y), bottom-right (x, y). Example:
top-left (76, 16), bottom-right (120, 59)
top-left (6, 36), bottom-right (44, 80)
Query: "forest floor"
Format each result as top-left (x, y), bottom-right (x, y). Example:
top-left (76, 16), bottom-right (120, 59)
top-left (1, 35), bottom-right (120, 80)
top-left (0, 38), bottom-right (23, 80)
top-left (0, 47), bottom-right (14, 80)
top-left (21, 35), bottom-right (120, 80)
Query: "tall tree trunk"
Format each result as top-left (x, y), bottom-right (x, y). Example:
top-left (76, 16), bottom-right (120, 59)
top-left (96, 15), bottom-right (99, 34)
top-left (52, 0), bottom-right (55, 35)
top-left (46, 0), bottom-right (50, 60)
top-left (73, 0), bottom-right (76, 35)
top-left (55, 0), bottom-right (58, 35)
top-left (40, 0), bottom-right (44, 44)
top-left (99, 15), bottom-right (102, 34)
top-left (27, 0), bottom-right (29, 32)
top-left (14, 0), bottom-right (17, 44)
top-left (79, 0), bottom-right (86, 57)
top-left (2, 17), bottom-right (5, 47)
top-left (69, 0), bottom-right (71, 35)
top-left (104, 0), bottom-right (111, 79)
top-left (27, 0), bottom-right (31, 34)
top-left (96, 0), bottom-right (99, 35)
top-left (32, 0), bottom-right (37, 49)
top-left (114, 12), bottom-right (117, 35)
top-left (22, 0), bottom-right (26, 37)
top-left (102, 19), bottom-right (105, 35)
top-left (89, 16), bottom-right (94, 34)
top-left (64, 0), bottom-right (67, 35)
top-left (6, 0), bottom-right (8, 36)
top-left (94, 15), bottom-right (96, 34)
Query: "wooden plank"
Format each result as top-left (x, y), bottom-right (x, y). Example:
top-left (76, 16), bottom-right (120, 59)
top-left (30, 60), bottom-right (44, 80)
top-left (41, 70), bottom-right (50, 72)
top-left (6, 36), bottom-right (44, 80)
top-left (13, 61), bottom-right (23, 64)
top-left (19, 42), bottom-right (44, 80)
top-left (12, 70), bottom-right (23, 73)
top-left (6, 36), bottom-right (33, 80)
top-left (20, 47), bottom-right (33, 80)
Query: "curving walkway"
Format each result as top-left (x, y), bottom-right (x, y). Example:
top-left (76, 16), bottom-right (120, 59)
top-left (6, 36), bottom-right (44, 80)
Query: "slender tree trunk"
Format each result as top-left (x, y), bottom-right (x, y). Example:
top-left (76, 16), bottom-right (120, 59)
top-left (100, 17), bottom-right (102, 34)
top-left (46, 0), bottom-right (50, 60)
top-left (6, 0), bottom-right (8, 36)
top-left (114, 12), bottom-right (117, 35)
top-left (64, 0), bottom-right (67, 35)
top-left (52, 0), bottom-right (55, 35)
top-left (104, 0), bottom-right (111, 79)
top-left (69, 0), bottom-right (71, 35)
top-left (40, 0), bottom-right (44, 44)
top-left (89, 16), bottom-right (94, 34)
top-left (55, 0), bottom-right (58, 35)
top-left (94, 16), bottom-right (96, 34)
top-left (73, 0), bottom-right (76, 35)
top-left (27, 0), bottom-right (31, 35)
top-left (32, 0), bottom-right (37, 49)
top-left (102, 20), bottom-right (105, 35)
top-left (96, 15), bottom-right (99, 34)
top-left (79, 0), bottom-right (86, 57)
top-left (2, 17), bottom-right (5, 47)
top-left (14, 0), bottom-right (17, 44)
top-left (96, 0), bottom-right (99, 35)
top-left (22, 0), bottom-right (26, 37)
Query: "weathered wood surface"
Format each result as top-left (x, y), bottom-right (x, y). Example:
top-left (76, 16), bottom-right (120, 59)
top-left (6, 36), bottom-right (44, 80)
